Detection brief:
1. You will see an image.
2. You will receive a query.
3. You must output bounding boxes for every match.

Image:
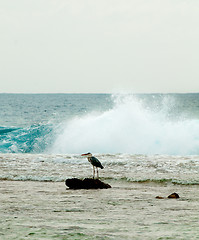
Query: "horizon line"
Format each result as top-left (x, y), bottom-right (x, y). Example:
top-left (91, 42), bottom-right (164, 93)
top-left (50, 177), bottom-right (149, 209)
top-left (1, 92), bottom-right (199, 95)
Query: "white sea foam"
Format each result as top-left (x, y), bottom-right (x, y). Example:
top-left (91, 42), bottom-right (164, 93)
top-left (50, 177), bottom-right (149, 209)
top-left (0, 153), bottom-right (199, 184)
top-left (51, 94), bottom-right (199, 155)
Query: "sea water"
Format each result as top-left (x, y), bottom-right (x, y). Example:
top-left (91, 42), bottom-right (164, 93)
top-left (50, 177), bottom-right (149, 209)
top-left (1, 93), bottom-right (199, 239)
top-left (1, 93), bottom-right (199, 183)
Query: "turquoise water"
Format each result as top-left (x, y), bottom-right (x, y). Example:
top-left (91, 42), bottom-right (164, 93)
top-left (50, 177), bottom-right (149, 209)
top-left (0, 94), bottom-right (111, 153)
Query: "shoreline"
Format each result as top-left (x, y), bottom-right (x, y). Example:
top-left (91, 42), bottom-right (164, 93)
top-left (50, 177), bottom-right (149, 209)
top-left (1, 180), bottom-right (198, 239)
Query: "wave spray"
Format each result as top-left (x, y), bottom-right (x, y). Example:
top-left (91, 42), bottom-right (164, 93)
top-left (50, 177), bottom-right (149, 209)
top-left (51, 94), bottom-right (199, 155)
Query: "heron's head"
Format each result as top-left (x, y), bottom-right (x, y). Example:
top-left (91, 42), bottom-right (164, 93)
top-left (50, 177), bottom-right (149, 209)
top-left (81, 152), bottom-right (92, 158)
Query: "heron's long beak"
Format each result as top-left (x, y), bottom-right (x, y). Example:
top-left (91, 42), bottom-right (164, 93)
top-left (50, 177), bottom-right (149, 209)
top-left (81, 153), bottom-right (87, 156)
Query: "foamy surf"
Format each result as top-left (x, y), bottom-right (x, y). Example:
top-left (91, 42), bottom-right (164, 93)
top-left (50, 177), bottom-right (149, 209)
top-left (0, 153), bottom-right (199, 185)
top-left (51, 94), bottom-right (199, 155)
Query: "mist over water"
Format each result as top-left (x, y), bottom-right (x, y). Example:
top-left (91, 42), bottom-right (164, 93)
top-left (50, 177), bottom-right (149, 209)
top-left (51, 94), bottom-right (199, 155)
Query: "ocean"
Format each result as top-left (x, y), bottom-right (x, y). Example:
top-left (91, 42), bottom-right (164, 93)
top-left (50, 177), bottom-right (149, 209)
top-left (0, 93), bottom-right (199, 239)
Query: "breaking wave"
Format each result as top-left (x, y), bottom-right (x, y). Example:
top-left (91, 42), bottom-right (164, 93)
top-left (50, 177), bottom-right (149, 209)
top-left (51, 95), bottom-right (199, 155)
top-left (0, 125), bottom-right (53, 153)
top-left (1, 94), bottom-right (199, 155)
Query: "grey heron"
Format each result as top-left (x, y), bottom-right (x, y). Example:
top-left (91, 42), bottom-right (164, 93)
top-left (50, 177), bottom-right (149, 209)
top-left (81, 152), bottom-right (104, 179)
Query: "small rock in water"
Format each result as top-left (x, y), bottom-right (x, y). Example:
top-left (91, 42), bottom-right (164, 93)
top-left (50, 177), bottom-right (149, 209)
top-left (168, 192), bottom-right (180, 199)
top-left (156, 192), bottom-right (180, 199)
top-left (65, 178), bottom-right (111, 189)
top-left (155, 196), bottom-right (164, 199)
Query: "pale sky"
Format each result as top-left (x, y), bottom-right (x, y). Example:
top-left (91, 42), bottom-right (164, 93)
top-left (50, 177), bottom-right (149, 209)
top-left (0, 0), bottom-right (199, 93)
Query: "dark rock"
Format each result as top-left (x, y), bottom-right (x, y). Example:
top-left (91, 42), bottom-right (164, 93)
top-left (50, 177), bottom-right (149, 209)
top-left (65, 178), bottom-right (111, 189)
top-left (65, 178), bottom-right (84, 189)
top-left (155, 196), bottom-right (164, 199)
top-left (168, 192), bottom-right (180, 199)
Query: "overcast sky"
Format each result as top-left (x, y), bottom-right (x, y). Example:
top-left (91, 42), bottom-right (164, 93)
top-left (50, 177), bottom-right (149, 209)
top-left (0, 0), bottom-right (199, 93)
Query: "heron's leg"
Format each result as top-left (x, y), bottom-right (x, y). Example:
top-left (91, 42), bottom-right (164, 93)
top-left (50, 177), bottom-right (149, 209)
top-left (97, 168), bottom-right (99, 179)
top-left (93, 166), bottom-right (95, 179)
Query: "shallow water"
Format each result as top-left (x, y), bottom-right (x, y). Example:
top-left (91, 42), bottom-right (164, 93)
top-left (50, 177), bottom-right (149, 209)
top-left (1, 153), bottom-right (199, 239)
top-left (1, 180), bottom-right (199, 240)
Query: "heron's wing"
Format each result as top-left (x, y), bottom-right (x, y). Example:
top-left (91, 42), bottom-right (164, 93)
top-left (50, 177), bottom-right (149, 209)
top-left (90, 156), bottom-right (104, 169)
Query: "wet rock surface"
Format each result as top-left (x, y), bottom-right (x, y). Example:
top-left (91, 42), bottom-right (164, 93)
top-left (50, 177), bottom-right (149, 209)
top-left (168, 192), bottom-right (180, 199)
top-left (156, 192), bottom-right (180, 199)
top-left (65, 178), bottom-right (111, 189)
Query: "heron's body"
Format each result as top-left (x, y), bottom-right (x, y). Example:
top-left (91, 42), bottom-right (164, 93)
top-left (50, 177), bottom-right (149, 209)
top-left (88, 156), bottom-right (104, 169)
top-left (81, 153), bottom-right (104, 178)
